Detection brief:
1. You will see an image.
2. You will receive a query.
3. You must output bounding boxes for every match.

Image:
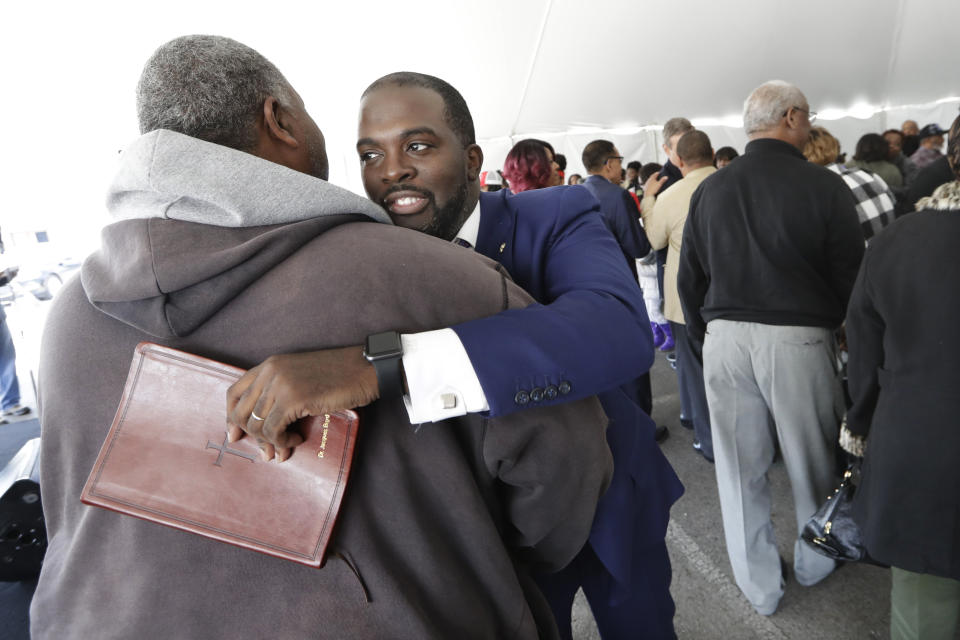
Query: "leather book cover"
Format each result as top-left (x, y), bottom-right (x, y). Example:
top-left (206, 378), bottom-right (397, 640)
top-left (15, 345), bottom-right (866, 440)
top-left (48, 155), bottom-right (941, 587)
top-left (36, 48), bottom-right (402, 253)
top-left (81, 342), bottom-right (359, 568)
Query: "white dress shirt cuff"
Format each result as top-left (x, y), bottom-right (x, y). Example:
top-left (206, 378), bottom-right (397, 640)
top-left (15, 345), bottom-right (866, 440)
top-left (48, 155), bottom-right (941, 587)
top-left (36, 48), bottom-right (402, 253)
top-left (401, 329), bottom-right (489, 424)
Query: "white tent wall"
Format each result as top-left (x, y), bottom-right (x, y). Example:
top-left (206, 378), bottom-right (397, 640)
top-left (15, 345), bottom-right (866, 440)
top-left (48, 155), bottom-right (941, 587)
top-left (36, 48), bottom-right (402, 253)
top-left (3, 0), bottom-right (958, 249)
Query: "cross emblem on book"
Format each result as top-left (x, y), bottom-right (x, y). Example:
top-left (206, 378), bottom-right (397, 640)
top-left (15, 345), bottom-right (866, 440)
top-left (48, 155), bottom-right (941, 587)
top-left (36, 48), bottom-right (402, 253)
top-left (205, 433), bottom-right (258, 467)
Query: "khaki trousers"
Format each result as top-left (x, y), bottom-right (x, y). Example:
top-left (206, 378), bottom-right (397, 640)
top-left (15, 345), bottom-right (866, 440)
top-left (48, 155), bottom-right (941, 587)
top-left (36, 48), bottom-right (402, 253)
top-left (703, 319), bottom-right (842, 614)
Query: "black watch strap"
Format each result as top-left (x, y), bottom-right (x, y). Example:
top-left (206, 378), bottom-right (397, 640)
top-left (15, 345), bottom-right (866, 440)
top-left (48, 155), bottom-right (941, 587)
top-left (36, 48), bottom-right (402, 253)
top-left (364, 331), bottom-right (405, 398)
top-left (371, 352), bottom-right (404, 398)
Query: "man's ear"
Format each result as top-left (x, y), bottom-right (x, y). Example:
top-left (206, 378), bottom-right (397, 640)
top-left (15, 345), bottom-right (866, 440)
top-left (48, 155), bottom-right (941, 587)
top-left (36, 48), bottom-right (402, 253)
top-left (262, 96), bottom-right (299, 149)
top-left (785, 107), bottom-right (806, 132)
top-left (466, 144), bottom-right (484, 181)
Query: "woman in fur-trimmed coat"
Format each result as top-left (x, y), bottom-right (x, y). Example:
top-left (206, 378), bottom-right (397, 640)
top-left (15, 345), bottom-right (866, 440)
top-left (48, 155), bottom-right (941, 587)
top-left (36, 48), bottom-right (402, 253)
top-left (843, 113), bottom-right (960, 640)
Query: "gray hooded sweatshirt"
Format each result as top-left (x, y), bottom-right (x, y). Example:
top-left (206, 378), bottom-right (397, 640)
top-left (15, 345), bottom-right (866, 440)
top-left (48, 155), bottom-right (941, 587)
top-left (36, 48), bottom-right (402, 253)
top-left (31, 130), bottom-right (611, 639)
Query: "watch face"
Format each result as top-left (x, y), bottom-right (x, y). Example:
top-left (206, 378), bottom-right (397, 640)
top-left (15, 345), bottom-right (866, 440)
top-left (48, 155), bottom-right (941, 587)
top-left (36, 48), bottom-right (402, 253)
top-left (366, 332), bottom-right (402, 359)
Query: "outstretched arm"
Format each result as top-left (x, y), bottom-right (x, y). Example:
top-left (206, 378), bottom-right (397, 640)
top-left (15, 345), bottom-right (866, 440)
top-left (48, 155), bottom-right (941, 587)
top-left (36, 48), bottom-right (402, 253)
top-left (228, 186), bottom-right (652, 452)
top-left (453, 187), bottom-right (652, 416)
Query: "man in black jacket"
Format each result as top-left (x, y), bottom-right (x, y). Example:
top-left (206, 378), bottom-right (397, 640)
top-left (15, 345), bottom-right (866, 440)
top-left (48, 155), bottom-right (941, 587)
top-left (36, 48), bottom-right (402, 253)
top-left (678, 80), bottom-right (864, 616)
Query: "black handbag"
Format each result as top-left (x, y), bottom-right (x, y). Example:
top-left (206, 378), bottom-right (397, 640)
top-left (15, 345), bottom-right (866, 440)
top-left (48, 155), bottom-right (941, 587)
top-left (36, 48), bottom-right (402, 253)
top-left (801, 463), bottom-right (881, 565)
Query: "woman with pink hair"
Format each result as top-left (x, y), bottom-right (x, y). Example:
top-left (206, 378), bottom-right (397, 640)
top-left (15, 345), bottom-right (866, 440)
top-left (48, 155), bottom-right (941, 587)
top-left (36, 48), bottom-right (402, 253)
top-left (502, 139), bottom-right (562, 193)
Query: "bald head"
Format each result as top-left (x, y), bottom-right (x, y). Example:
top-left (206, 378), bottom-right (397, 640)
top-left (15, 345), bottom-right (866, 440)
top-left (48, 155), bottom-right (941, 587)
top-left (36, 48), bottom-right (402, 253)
top-left (676, 130), bottom-right (713, 174)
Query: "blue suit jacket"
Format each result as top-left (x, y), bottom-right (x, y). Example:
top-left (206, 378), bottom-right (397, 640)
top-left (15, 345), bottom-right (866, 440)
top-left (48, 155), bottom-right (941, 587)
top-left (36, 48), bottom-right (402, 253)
top-left (582, 175), bottom-right (651, 275)
top-left (452, 186), bottom-right (683, 601)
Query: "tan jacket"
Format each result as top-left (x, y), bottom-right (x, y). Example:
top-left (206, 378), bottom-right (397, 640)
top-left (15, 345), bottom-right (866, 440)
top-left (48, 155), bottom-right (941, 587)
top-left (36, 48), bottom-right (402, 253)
top-left (641, 165), bottom-right (716, 323)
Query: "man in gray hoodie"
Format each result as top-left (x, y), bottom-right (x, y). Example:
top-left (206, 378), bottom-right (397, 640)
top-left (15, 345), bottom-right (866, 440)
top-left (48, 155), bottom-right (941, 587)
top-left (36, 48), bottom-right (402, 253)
top-left (29, 35), bottom-right (612, 639)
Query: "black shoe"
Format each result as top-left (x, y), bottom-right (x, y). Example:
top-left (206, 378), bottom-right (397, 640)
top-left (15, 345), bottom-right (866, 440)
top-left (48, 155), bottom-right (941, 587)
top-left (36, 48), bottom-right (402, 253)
top-left (655, 425), bottom-right (669, 443)
top-left (680, 417), bottom-right (693, 430)
top-left (692, 439), bottom-right (714, 463)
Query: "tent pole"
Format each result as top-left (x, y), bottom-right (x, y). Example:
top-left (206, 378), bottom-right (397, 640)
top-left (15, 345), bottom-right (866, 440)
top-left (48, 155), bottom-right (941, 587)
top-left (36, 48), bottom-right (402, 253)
top-left (510, 0), bottom-right (555, 137)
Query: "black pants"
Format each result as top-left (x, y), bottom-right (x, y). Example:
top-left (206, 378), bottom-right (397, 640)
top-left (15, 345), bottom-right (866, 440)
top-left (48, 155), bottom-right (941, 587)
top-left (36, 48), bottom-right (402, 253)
top-left (671, 322), bottom-right (713, 458)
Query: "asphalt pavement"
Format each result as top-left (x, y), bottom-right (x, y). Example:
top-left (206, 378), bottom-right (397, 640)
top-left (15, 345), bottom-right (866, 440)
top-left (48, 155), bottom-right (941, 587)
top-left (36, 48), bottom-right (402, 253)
top-left (568, 350), bottom-right (934, 640)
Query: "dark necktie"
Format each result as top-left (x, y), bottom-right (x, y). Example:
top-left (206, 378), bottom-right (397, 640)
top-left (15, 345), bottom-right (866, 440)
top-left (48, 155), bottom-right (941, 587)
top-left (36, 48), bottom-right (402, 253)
top-left (453, 237), bottom-right (473, 250)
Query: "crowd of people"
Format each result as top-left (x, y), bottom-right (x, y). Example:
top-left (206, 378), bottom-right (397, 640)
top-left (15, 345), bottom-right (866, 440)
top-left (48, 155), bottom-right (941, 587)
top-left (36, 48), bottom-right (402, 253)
top-left (486, 87), bottom-right (959, 637)
top-left (25, 33), bottom-right (959, 640)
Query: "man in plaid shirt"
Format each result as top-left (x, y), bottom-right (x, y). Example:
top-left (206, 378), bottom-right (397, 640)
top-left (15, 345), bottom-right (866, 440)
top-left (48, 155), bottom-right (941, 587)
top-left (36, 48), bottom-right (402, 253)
top-left (803, 127), bottom-right (897, 243)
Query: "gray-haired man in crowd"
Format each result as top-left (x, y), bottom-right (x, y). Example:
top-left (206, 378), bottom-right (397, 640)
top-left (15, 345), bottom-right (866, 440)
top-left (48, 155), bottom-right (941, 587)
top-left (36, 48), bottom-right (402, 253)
top-left (678, 80), bottom-right (864, 616)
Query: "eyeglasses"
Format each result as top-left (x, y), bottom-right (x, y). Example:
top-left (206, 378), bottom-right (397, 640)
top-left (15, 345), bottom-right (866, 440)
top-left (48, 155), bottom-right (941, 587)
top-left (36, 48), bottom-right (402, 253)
top-left (605, 155), bottom-right (624, 164)
top-left (784, 106), bottom-right (817, 123)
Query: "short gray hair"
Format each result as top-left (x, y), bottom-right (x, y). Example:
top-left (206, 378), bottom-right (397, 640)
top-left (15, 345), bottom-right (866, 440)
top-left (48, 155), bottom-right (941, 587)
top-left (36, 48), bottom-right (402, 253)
top-left (742, 80), bottom-right (808, 135)
top-left (136, 35), bottom-right (292, 151)
top-left (663, 117), bottom-right (693, 149)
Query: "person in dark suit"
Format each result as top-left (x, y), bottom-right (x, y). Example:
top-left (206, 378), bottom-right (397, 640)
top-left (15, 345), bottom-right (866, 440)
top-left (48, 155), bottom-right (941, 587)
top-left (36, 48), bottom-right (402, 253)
top-left (229, 72), bottom-right (684, 639)
top-left (579, 139), bottom-right (665, 440)
top-left (580, 139), bottom-right (651, 279)
top-left (844, 113), bottom-right (960, 640)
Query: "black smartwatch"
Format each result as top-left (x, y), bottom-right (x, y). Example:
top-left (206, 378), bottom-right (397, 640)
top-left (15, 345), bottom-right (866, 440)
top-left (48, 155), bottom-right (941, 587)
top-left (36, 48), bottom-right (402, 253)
top-left (363, 331), bottom-right (405, 398)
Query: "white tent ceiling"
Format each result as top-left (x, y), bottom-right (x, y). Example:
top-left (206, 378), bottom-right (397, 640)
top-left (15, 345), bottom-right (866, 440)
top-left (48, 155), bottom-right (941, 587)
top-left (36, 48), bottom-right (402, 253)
top-left (3, 0), bottom-right (958, 249)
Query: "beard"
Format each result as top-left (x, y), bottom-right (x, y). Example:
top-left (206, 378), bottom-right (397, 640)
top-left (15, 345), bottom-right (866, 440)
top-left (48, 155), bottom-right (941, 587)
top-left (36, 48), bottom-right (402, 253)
top-left (383, 180), bottom-right (471, 242)
top-left (421, 180), bottom-right (470, 241)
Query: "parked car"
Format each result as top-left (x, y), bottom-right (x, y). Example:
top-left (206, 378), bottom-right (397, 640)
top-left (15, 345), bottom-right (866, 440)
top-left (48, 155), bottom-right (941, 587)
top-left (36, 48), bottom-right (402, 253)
top-left (16, 258), bottom-right (81, 301)
top-left (0, 259), bottom-right (80, 304)
top-left (0, 266), bottom-right (20, 306)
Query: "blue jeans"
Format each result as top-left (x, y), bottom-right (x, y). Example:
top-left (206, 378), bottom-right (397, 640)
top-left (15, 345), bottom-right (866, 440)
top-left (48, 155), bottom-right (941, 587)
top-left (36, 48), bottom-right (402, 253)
top-left (0, 306), bottom-right (21, 410)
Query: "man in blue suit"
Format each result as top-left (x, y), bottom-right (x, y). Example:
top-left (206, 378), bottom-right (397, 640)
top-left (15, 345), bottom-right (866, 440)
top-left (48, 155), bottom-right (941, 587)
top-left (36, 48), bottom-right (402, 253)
top-left (580, 139), bottom-right (664, 440)
top-left (581, 139), bottom-right (651, 278)
top-left (228, 73), bottom-right (683, 639)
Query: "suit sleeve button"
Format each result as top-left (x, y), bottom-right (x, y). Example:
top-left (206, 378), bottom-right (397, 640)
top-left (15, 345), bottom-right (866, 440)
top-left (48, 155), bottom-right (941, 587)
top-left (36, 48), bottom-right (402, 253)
top-left (530, 387), bottom-right (544, 402)
top-left (558, 381), bottom-right (572, 395)
top-left (514, 390), bottom-right (530, 405)
top-left (544, 385), bottom-right (559, 400)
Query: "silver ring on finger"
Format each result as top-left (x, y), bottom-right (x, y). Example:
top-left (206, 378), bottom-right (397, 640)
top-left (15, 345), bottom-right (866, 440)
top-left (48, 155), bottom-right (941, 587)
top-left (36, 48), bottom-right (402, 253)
top-left (250, 411), bottom-right (265, 422)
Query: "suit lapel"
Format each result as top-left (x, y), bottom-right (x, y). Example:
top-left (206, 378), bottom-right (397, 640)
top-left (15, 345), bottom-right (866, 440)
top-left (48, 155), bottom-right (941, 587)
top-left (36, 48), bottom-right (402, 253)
top-left (477, 191), bottom-right (515, 271)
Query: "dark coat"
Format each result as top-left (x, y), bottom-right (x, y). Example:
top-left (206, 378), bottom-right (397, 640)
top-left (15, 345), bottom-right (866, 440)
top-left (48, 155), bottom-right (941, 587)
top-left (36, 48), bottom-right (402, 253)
top-left (846, 204), bottom-right (960, 580)
top-left (31, 216), bottom-right (614, 636)
top-left (678, 138), bottom-right (864, 344)
top-left (581, 175), bottom-right (651, 277)
top-left (900, 155), bottom-right (955, 214)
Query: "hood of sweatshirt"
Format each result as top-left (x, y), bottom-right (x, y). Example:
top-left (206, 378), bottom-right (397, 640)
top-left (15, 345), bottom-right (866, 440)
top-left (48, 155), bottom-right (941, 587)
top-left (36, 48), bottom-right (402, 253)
top-left (82, 129), bottom-right (391, 337)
